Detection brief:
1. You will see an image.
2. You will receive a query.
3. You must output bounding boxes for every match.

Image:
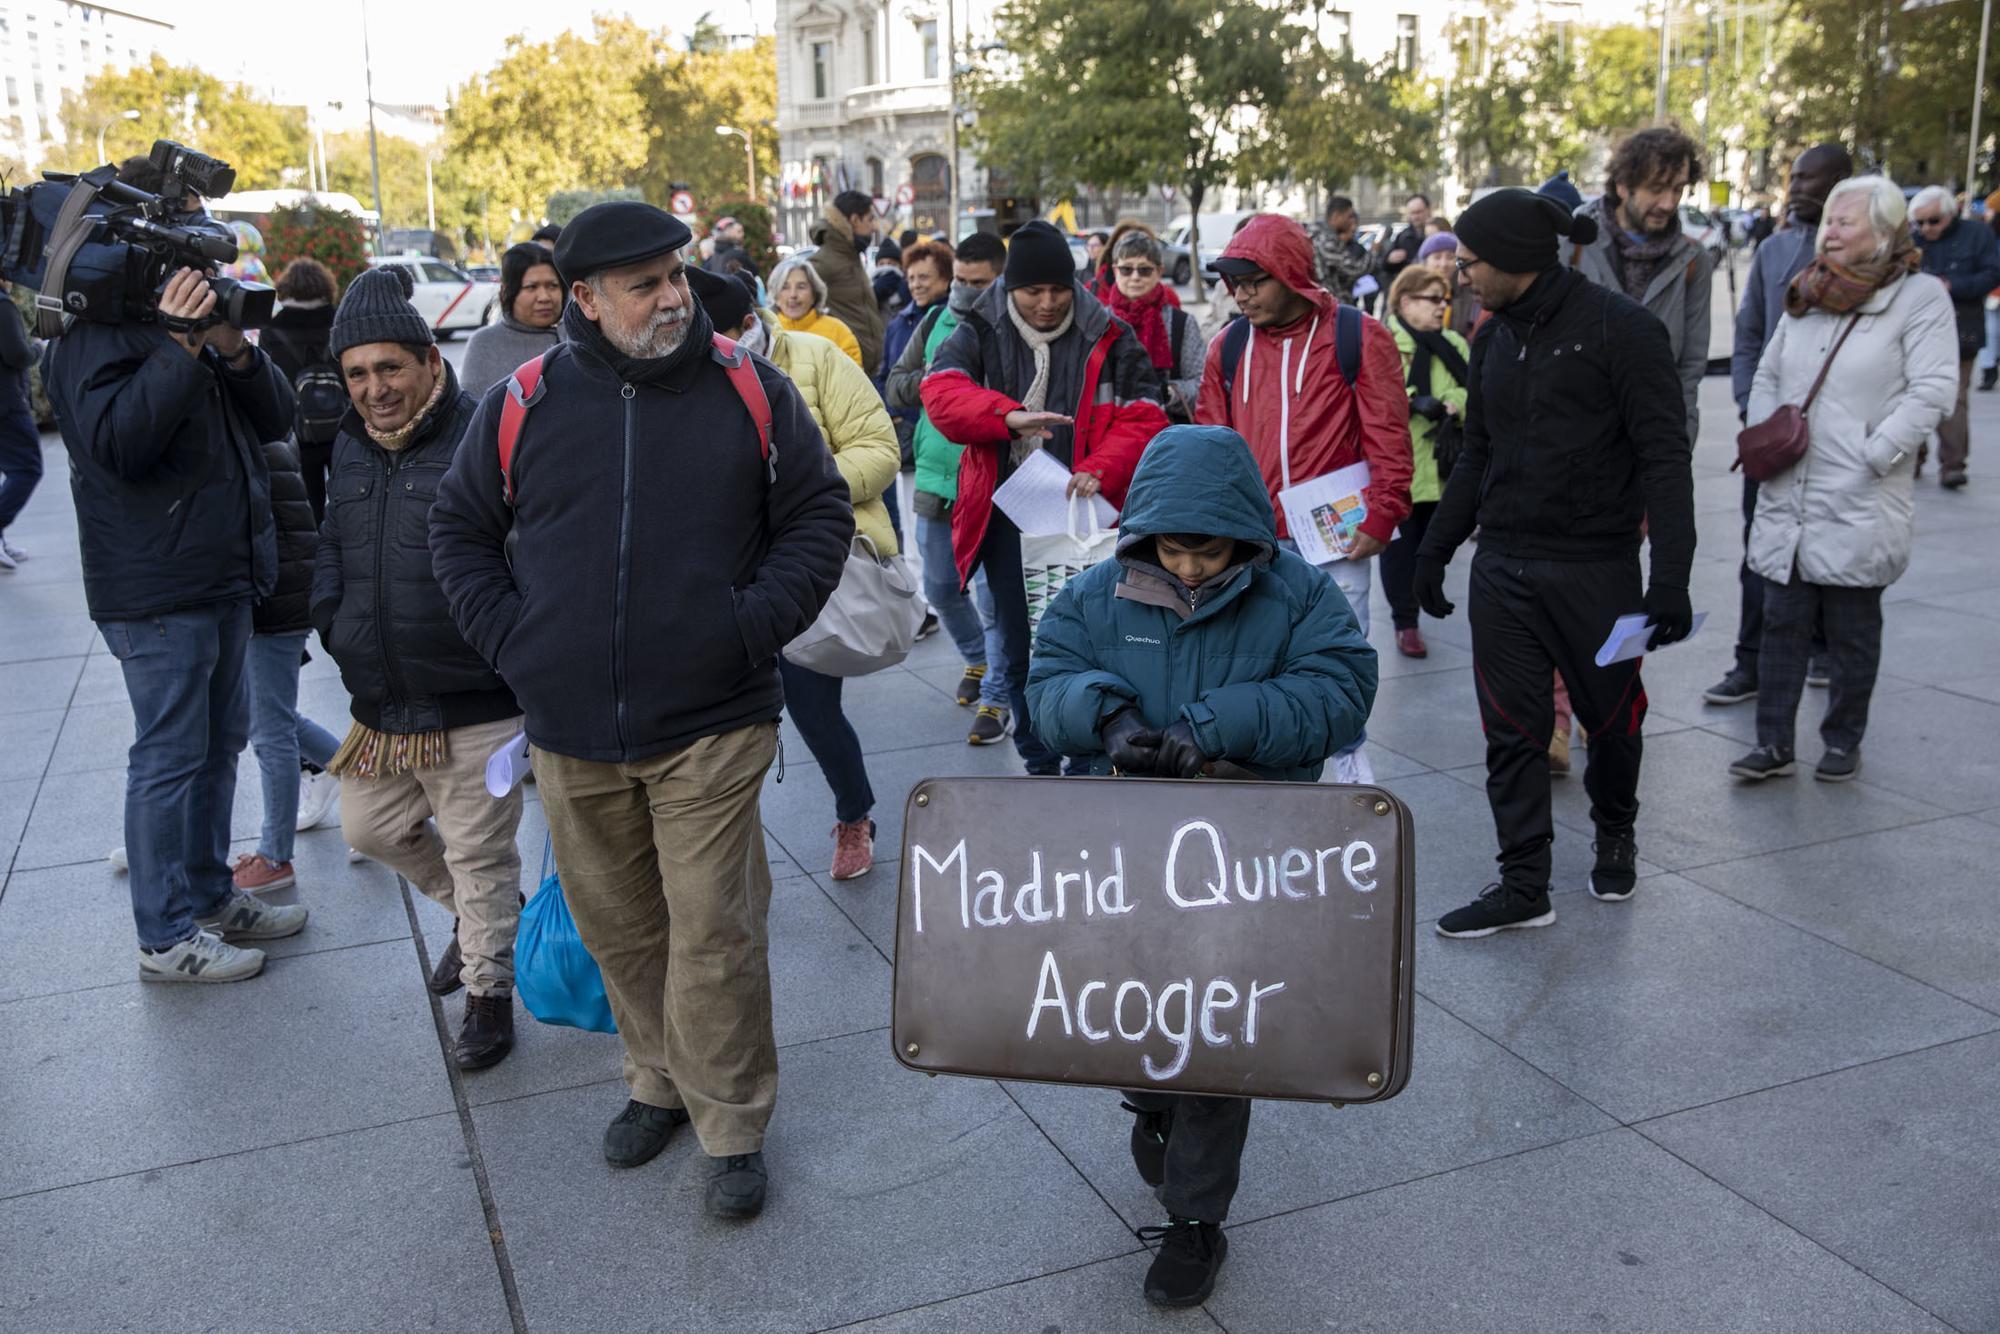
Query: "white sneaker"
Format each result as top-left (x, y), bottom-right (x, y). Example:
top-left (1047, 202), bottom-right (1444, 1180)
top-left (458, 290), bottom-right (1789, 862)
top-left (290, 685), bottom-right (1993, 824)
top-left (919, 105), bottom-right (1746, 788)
top-left (0, 534), bottom-right (27, 563)
top-left (138, 928), bottom-right (266, 983)
top-left (296, 770), bottom-right (341, 832)
top-left (0, 543), bottom-right (15, 572)
top-left (1331, 747), bottom-right (1375, 786)
top-left (196, 890), bottom-right (309, 941)
top-left (108, 846), bottom-right (128, 874)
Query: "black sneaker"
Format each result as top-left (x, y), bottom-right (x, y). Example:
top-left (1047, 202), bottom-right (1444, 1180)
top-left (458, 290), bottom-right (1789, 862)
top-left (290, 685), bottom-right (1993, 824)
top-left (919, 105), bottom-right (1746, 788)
top-left (1728, 745), bottom-right (1796, 781)
top-left (954, 664), bottom-right (987, 707)
top-left (916, 612), bottom-right (940, 641)
top-left (1435, 884), bottom-right (1557, 939)
top-left (602, 1099), bottom-right (691, 1167)
top-left (967, 705), bottom-right (1010, 745)
top-left (705, 1151), bottom-right (768, 1219)
top-left (1815, 747), bottom-right (1862, 782)
top-left (454, 991), bottom-right (514, 1070)
top-left (1702, 670), bottom-right (1757, 705)
top-left (1120, 1100), bottom-right (1173, 1187)
top-left (1805, 659), bottom-right (1831, 689)
top-left (1138, 1217), bottom-right (1227, 1307)
top-left (1589, 830), bottom-right (1638, 902)
top-left (428, 925), bottom-right (465, 996)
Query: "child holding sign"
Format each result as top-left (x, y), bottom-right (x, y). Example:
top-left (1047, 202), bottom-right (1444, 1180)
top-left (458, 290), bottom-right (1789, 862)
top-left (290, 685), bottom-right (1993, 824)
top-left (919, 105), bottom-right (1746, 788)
top-left (1027, 423), bottom-right (1379, 1306)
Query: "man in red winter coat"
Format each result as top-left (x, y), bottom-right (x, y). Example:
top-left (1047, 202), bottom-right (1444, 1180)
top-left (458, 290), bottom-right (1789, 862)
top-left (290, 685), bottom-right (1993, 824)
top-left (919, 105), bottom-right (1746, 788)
top-left (1195, 213), bottom-right (1413, 783)
top-left (921, 219), bottom-right (1168, 773)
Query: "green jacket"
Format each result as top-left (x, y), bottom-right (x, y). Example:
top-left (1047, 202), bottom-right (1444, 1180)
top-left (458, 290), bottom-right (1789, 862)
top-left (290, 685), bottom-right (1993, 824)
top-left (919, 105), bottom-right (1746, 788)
top-left (908, 306), bottom-right (962, 500)
top-left (1027, 424), bottom-right (1378, 780)
top-left (1391, 321), bottom-right (1471, 506)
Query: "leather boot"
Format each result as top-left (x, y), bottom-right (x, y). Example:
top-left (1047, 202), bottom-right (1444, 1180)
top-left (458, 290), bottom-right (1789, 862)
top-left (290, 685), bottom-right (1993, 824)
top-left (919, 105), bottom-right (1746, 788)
top-left (428, 925), bottom-right (464, 996)
top-left (454, 992), bottom-right (514, 1070)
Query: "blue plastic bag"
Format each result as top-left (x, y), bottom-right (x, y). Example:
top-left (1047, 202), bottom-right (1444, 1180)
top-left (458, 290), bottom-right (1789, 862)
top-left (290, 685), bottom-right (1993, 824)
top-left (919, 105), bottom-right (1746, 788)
top-left (515, 834), bottom-right (617, 1033)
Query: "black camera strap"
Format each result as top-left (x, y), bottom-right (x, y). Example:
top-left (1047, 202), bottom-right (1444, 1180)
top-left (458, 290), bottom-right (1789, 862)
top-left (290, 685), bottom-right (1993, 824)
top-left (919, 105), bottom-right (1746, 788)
top-left (35, 169), bottom-right (112, 338)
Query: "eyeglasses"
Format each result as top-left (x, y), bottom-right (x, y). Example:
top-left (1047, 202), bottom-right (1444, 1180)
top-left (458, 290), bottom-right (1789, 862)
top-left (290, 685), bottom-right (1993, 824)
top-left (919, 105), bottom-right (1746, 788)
top-left (1221, 273), bottom-right (1274, 295)
top-left (1453, 257), bottom-right (1485, 276)
top-left (1913, 215), bottom-right (1950, 229)
top-left (1114, 264), bottom-right (1159, 278)
top-left (1406, 294), bottom-right (1450, 306)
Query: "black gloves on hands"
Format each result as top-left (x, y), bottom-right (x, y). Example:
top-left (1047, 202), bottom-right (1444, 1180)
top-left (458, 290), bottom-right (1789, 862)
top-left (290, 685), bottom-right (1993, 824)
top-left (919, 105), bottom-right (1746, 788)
top-left (1412, 555), bottom-right (1455, 620)
top-left (1409, 394), bottom-right (1447, 422)
top-left (1153, 721), bottom-right (1210, 779)
top-left (1644, 585), bottom-right (1694, 650)
top-left (1098, 707), bottom-right (1162, 774)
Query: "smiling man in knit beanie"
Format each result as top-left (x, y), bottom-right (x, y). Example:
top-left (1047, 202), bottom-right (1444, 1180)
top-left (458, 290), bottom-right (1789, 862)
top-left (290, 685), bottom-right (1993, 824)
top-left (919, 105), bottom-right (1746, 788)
top-left (310, 263), bottom-right (527, 1072)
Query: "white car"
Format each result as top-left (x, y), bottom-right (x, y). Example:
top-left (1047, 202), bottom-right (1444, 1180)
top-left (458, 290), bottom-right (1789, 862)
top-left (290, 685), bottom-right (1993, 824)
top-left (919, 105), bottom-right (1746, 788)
top-left (367, 255), bottom-right (500, 339)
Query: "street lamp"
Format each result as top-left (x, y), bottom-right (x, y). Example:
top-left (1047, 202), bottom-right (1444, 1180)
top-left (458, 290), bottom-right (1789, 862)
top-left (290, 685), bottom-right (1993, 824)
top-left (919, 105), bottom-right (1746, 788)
top-left (95, 108), bottom-right (139, 165)
top-left (716, 125), bottom-right (756, 201)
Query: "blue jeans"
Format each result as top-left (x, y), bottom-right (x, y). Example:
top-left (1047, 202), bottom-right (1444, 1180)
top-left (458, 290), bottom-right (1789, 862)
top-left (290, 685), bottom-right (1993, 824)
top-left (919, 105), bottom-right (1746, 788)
top-left (915, 508), bottom-right (1009, 708)
top-left (880, 473), bottom-right (905, 546)
top-left (1981, 304), bottom-right (2000, 373)
top-left (99, 601), bottom-right (253, 950)
top-left (0, 406), bottom-right (42, 532)
top-left (778, 658), bottom-right (875, 823)
top-left (976, 514), bottom-right (1059, 773)
top-left (247, 632), bottom-right (342, 863)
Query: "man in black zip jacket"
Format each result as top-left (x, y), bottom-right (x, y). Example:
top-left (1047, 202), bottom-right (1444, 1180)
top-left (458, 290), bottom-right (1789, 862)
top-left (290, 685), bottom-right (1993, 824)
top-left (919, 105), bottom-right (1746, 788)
top-left (311, 265), bottom-right (525, 1071)
top-left (1412, 188), bottom-right (1696, 940)
top-left (429, 201), bottom-right (850, 1221)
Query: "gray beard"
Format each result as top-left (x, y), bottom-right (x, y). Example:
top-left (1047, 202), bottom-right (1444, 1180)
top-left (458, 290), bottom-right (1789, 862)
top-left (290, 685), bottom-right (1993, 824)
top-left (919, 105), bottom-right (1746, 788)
top-left (604, 312), bottom-right (690, 359)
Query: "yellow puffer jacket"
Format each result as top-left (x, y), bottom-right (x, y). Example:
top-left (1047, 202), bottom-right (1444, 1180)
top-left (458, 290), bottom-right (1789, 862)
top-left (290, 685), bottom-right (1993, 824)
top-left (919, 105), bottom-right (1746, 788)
top-left (760, 312), bottom-right (900, 556)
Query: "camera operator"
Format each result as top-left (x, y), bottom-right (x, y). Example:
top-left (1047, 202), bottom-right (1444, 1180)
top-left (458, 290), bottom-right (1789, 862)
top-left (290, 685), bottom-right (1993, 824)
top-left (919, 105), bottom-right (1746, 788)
top-left (48, 155), bottom-right (310, 985)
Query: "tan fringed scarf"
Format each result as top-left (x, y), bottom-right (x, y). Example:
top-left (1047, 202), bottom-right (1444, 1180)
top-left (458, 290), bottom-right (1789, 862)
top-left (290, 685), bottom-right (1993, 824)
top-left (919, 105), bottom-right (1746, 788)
top-left (328, 721), bottom-right (451, 779)
top-left (363, 373), bottom-right (449, 452)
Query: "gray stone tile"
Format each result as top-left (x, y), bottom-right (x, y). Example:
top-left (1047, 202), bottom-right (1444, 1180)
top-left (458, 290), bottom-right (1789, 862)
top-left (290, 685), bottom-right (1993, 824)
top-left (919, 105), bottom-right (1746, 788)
top-left (1880, 542), bottom-right (1998, 605)
top-left (0, 834), bottom-right (416, 1004)
top-left (0, 776), bottom-right (36, 858)
top-left (807, 855), bottom-right (900, 960)
top-left (1680, 817), bottom-right (2000, 1012)
top-left (67, 648), bottom-right (130, 708)
top-left (0, 940), bottom-right (454, 1198)
top-left (1912, 587), bottom-right (2000, 623)
top-left (779, 664), bottom-right (984, 763)
top-left (0, 1115), bottom-right (511, 1334)
top-left (0, 570), bottom-right (92, 620)
top-left (1207, 1130), bottom-right (1951, 1334)
top-left (1515, 727), bottom-right (1944, 872)
top-left (1878, 601), bottom-right (2000, 687)
top-left (1006, 996), bottom-right (1616, 1228)
top-left (1416, 875), bottom-right (1998, 1123)
top-left (1642, 1033), bottom-right (2000, 1334)
top-left (0, 612), bottom-right (94, 663)
top-left (473, 1030), bottom-right (1136, 1332)
top-left (0, 706), bottom-right (63, 781)
top-left (0, 654), bottom-right (83, 716)
top-left (1800, 688), bottom-right (2000, 815)
top-left (838, 1253), bottom-right (1171, 1332)
top-left (43, 698), bottom-right (138, 774)
top-left (1356, 668), bottom-right (1487, 772)
top-left (14, 756), bottom-right (268, 871)
top-left (1365, 624), bottom-right (1477, 682)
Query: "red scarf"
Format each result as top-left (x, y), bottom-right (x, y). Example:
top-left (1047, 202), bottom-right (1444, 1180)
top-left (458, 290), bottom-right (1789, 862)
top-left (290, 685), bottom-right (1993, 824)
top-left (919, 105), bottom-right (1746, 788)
top-left (1103, 281), bottom-right (1180, 370)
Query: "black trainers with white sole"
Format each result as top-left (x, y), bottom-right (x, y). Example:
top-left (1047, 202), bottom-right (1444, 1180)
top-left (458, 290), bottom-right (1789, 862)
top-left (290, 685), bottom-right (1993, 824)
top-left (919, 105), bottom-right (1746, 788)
top-left (1701, 670), bottom-right (1757, 705)
top-left (1435, 884), bottom-right (1557, 938)
top-left (1815, 747), bottom-right (1862, 782)
top-left (1728, 745), bottom-right (1796, 781)
top-left (1589, 829), bottom-right (1638, 902)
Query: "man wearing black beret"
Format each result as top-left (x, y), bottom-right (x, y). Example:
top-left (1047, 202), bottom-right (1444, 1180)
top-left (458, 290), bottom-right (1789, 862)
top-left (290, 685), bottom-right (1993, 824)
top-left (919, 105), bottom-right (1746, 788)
top-left (1414, 187), bottom-right (1696, 940)
top-left (429, 199), bottom-right (853, 1220)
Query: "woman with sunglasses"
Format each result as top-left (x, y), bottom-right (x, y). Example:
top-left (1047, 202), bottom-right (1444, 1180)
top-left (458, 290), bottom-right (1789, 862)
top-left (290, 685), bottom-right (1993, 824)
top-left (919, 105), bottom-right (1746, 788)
top-left (1102, 230), bottom-right (1206, 422)
top-left (1380, 265), bottom-right (1471, 659)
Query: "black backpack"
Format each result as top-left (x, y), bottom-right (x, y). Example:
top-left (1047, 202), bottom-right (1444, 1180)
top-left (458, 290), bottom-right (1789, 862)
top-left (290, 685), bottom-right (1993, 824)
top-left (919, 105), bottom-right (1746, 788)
top-left (264, 327), bottom-right (346, 446)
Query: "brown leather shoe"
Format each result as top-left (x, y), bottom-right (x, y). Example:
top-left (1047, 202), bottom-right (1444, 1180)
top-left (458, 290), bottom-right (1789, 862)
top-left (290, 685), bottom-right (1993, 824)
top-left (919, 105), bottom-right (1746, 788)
top-left (428, 926), bottom-right (465, 996)
top-left (454, 992), bottom-right (514, 1070)
top-left (1394, 627), bottom-right (1428, 659)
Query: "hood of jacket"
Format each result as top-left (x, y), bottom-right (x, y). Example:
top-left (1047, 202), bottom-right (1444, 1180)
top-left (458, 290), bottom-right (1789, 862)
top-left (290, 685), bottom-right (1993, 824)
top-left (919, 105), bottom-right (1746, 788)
top-left (809, 205), bottom-right (857, 253)
top-left (1216, 214), bottom-right (1338, 318)
top-left (1115, 424), bottom-right (1276, 559)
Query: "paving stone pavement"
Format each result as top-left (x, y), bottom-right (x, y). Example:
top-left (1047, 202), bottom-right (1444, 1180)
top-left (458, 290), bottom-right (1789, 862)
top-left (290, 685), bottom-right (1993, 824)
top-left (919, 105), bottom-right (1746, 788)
top-left (3, 367), bottom-right (1998, 1334)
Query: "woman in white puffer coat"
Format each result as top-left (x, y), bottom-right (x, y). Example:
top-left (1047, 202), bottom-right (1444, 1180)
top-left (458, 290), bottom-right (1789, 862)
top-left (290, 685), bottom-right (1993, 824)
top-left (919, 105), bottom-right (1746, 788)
top-left (1734, 175), bottom-right (1958, 784)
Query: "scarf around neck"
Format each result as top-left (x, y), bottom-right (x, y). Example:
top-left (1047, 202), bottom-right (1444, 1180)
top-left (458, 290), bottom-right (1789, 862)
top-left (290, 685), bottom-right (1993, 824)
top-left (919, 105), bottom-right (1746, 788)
top-left (1104, 282), bottom-right (1177, 370)
top-left (1003, 293), bottom-right (1076, 464)
top-left (1785, 230), bottom-right (1920, 317)
top-left (364, 372), bottom-right (449, 452)
top-left (1394, 315), bottom-right (1469, 391)
top-left (1597, 193), bottom-right (1682, 297)
top-left (562, 296), bottom-right (714, 386)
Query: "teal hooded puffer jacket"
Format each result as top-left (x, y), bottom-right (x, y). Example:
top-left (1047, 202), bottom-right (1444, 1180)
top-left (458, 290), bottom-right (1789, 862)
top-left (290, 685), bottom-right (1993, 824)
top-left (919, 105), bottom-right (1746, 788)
top-left (1027, 424), bottom-right (1378, 779)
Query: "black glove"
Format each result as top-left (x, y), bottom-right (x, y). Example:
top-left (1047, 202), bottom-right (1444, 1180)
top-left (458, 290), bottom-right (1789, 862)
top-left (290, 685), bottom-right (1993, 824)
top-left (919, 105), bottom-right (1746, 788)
top-left (1098, 706), bottom-right (1162, 774)
top-left (1409, 393), bottom-right (1447, 422)
top-left (1154, 720), bottom-right (1210, 779)
top-left (1644, 585), bottom-right (1694, 650)
top-left (1412, 555), bottom-right (1455, 620)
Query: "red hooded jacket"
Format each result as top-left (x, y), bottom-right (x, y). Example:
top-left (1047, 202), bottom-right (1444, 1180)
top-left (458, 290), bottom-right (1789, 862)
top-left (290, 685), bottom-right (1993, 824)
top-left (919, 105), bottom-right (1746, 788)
top-left (1194, 215), bottom-right (1414, 546)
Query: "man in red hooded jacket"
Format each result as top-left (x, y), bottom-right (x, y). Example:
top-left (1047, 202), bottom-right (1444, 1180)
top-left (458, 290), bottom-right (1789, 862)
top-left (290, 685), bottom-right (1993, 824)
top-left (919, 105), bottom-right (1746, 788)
top-left (1195, 214), bottom-right (1413, 783)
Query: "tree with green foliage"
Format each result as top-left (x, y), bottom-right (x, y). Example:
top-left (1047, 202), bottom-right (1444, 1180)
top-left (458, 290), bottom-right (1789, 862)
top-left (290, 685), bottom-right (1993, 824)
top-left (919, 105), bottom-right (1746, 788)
top-left (968, 0), bottom-right (1303, 297)
top-left (322, 131), bottom-right (473, 236)
top-left (1254, 45), bottom-right (1440, 198)
top-left (547, 188), bottom-right (646, 226)
top-left (54, 57), bottom-right (308, 188)
top-left (632, 36), bottom-right (779, 213)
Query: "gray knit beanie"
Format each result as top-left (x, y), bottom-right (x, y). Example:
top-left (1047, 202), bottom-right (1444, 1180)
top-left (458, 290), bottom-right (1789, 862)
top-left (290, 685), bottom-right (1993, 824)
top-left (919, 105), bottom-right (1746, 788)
top-left (329, 264), bottom-right (435, 359)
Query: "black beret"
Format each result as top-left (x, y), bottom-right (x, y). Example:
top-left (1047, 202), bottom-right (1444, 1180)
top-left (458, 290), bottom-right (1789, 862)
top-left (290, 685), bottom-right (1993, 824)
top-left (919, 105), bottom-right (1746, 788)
top-left (552, 201), bottom-right (693, 286)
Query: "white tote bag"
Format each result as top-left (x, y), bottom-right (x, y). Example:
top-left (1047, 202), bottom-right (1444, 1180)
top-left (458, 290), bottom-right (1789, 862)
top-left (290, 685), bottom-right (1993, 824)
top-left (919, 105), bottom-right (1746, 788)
top-left (1020, 495), bottom-right (1120, 636)
top-left (783, 535), bottom-right (928, 676)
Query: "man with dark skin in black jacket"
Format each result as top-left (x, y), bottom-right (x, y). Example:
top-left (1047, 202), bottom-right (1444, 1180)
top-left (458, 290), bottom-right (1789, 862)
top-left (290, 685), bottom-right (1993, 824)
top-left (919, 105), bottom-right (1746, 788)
top-left (1413, 188), bottom-right (1696, 940)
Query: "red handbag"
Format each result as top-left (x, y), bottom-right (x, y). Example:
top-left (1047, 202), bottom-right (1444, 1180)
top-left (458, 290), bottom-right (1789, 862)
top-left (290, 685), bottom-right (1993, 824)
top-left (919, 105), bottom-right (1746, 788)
top-left (1735, 313), bottom-right (1863, 482)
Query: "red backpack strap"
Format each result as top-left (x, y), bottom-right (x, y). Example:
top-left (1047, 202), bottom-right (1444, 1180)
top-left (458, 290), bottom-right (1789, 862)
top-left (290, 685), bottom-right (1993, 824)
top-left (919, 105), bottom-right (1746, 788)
top-left (497, 349), bottom-right (556, 506)
top-left (711, 332), bottom-right (775, 481)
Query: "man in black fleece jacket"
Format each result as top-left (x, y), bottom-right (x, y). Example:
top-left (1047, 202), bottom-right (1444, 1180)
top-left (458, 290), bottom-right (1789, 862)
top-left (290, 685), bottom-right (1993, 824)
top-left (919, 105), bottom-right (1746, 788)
top-left (429, 201), bottom-right (851, 1220)
top-left (1412, 188), bottom-right (1696, 940)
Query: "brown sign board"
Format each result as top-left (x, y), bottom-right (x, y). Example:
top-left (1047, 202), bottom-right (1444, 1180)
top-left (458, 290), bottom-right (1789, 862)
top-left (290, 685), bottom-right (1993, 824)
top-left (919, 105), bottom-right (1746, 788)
top-left (891, 776), bottom-right (1415, 1105)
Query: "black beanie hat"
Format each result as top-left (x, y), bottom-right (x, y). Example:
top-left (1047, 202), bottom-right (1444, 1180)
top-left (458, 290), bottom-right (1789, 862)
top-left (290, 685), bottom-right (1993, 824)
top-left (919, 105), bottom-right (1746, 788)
top-left (875, 234), bottom-right (902, 264)
top-left (686, 264), bottom-right (754, 334)
top-left (1455, 188), bottom-right (1600, 275)
top-left (329, 264), bottom-right (434, 360)
top-left (1003, 220), bottom-right (1076, 289)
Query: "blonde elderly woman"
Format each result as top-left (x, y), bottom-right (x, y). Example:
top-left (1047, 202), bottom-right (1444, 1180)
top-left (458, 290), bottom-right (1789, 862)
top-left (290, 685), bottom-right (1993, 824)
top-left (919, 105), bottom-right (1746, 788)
top-left (1730, 176), bottom-right (1959, 783)
top-left (769, 254), bottom-right (865, 369)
